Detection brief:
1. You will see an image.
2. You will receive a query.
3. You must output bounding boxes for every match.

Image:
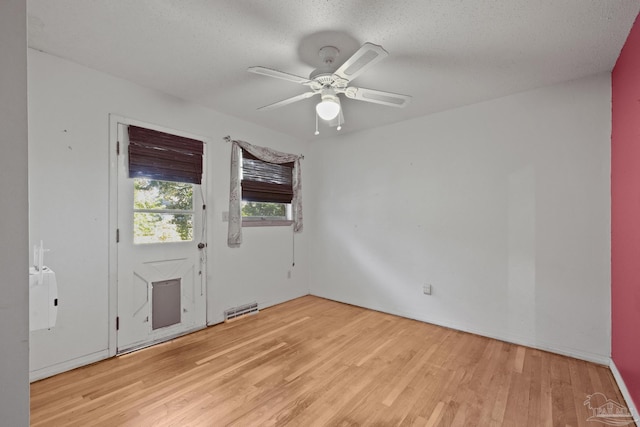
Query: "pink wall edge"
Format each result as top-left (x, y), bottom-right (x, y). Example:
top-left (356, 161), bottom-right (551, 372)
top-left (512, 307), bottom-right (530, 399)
top-left (611, 12), bottom-right (640, 411)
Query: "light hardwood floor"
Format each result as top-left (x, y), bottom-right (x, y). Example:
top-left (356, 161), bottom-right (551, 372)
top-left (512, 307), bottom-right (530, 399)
top-left (31, 296), bottom-right (632, 426)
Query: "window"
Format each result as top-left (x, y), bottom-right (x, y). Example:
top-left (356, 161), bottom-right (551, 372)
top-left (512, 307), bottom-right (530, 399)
top-left (127, 125), bottom-right (203, 243)
top-left (241, 150), bottom-right (293, 225)
top-left (133, 178), bottom-right (194, 244)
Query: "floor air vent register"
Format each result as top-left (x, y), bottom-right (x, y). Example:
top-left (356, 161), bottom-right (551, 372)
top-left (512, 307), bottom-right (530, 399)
top-left (224, 302), bottom-right (259, 323)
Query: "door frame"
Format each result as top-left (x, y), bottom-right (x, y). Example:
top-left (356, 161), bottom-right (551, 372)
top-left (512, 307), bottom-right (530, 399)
top-left (108, 114), bottom-right (211, 357)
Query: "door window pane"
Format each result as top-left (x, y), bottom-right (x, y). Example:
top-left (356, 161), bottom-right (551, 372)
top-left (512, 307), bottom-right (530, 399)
top-left (133, 179), bottom-right (194, 244)
top-left (134, 213), bottom-right (193, 244)
top-left (134, 179), bottom-right (193, 211)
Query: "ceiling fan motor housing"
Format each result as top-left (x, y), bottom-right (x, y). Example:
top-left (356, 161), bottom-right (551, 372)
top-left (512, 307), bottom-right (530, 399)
top-left (309, 46), bottom-right (349, 90)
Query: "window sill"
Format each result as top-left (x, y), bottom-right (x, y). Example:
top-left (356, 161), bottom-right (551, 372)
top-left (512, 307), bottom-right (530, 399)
top-left (242, 219), bottom-right (293, 227)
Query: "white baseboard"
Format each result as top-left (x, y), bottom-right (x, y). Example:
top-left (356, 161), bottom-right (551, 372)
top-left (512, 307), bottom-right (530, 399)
top-left (610, 359), bottom-right (639, 421)
top-left (30, 349), bottom-right (110, 382)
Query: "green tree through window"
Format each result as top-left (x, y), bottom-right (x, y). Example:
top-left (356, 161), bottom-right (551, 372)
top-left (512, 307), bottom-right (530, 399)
top-left (134, 179), bottom-right (193, 242)
top-left (241, 202), bottom-right (286, 218)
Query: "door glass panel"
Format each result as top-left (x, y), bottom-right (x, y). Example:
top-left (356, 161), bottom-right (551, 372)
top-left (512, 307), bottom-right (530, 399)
top-left (133, 213), bottom-right (193, 243)
top-left (133, 178), bottom-right (194, 244)
top-left (134, 178), bottom-right (193, 210)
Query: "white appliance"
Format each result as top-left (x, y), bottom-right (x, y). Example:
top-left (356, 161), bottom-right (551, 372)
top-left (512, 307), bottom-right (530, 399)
top-left (29, 241), bottom-right (58, 331)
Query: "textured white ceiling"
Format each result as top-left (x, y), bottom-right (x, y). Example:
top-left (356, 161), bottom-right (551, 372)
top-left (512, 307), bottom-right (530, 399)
top-left (28, 0), bottom-right (640, 141)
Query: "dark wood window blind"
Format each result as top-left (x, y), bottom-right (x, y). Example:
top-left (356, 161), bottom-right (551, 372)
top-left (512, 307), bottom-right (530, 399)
top-left (128, 125), bottom-right (204, 184)
top-left (241, 150), bottom-right (293, 204)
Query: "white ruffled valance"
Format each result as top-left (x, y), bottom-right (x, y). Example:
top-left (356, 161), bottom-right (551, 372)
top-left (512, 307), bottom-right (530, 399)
top-left (227, 138), bottom-right (303, 248)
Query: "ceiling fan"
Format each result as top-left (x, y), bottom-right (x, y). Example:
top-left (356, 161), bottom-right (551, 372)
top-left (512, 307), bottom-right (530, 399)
top-left (248, 42), bottom-right (411, 133)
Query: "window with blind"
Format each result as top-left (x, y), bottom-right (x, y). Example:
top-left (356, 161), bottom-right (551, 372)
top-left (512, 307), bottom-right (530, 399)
top-left (127, 125), bottom-right (204, 243)
top-left (241, 150), bottom-right (293, 223)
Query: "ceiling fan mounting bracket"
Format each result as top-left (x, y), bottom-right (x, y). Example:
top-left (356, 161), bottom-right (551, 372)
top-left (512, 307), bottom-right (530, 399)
top-left (318, 46), bottom-right (340, 65)
top-left (309, 46), bottom-right (344, 84)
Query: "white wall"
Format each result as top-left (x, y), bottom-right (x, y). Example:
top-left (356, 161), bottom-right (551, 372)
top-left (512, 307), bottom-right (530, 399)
top-left (0, 0), bottom-right (29, 424)
top-left (28, 46), bottom-right (612, 379)
top-left (307, 74), bottom-right (611, 363)
top-left (28, 49), bottom-right (309, 379)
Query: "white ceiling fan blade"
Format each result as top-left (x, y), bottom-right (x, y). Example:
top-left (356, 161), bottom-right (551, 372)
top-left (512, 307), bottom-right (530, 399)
top-left (345, 87), bottom-right (411, 108)
top-left (333, 42), bottom-right (388, 82)
top-left (257, 92), bottom-right (317, 111)
top-left (248, 66), bottom-right (311, 85)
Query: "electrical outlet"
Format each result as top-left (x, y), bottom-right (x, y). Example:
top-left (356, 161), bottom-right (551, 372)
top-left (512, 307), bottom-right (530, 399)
top-left (222, 211), bottom-right (229, 222)
top-left (287, 270), bottom-right (292, 279)
top-left (423, 284), bottom-right (432, 295)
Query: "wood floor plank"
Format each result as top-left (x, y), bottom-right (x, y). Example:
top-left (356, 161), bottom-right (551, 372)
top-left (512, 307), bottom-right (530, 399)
top-left (194, 316), bottom-right (308, 365)
top-left (30, 296), bottom-right (634, 426)
top-left (524, 350), bottom-right (543, 427)
top-left (425, 401), bottom-right (445, 427)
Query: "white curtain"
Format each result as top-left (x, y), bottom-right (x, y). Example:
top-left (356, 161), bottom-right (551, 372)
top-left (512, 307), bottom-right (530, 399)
top-left (228, 139), bottom-right (303, 248)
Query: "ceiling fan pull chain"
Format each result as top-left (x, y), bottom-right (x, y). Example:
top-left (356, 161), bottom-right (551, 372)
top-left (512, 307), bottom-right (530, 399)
top-left (314, 113), bottom-right (319, 136)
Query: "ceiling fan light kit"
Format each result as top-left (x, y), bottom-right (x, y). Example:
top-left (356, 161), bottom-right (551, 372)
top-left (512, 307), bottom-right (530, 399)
top-left (248, 42), bottom-right (411, 135)
top-left (316, 89), bottom-right (341, 121)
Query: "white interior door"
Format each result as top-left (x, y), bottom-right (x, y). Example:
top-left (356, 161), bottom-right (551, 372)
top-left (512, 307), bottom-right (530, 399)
top-left (116, 122), bottom-right (206, 353)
